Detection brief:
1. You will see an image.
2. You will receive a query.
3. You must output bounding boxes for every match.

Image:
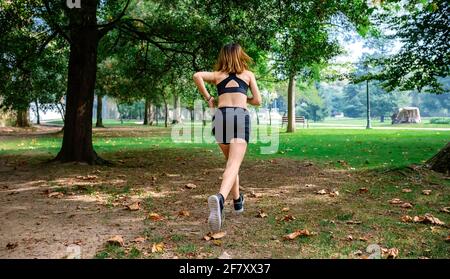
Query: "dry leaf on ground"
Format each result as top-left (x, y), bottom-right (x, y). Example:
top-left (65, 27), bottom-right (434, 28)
top-left (107, 235), bottom-right (124, 247)
top-left (127, 202), bottom-right (140, 211)
top-left (148, 212), bottom-right (164, 221)
top-left (422, 190), bottom-right (432, 195)
top-left (316, 189), bottom-right (327, 195)
top-left (151, 242), bottom-right (164, 253)
top-left (178, 210), bottom-right (190, 217)
top-left (283, 229), bottom-right (312, 240)
top-left (185, 183), bottom-right (197, 189)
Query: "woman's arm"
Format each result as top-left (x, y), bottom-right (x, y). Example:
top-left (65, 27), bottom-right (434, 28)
top-left (193, 71), bottom-right (216, 108)
top-left (247, 72), bottom-right (262, 106)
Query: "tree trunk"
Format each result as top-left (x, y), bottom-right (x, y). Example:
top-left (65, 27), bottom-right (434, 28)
top-left (269, 106), bottom-right (272, 126)
top-left (96, 95), bottom-right (104, 127)
top-left (287, 74), bottom-right (296, 133)
top-left (53, 1), bottom-right (106, 164)
top-left (426, 142), bottom-right (450, 174)
top-left (380, 115), bottom-right (385, 123)
top-left (155, 106), bottom-right (159, 126)
top-left (256, 108), bottom-right (260, 125)
top-left (34, 99), bottom-right (40, 125)
top-left (144, 98), bottom-right (149, 125)
top-left (202, 105), bottom-right (206, 126)
top-left (163, 96), bottom-right (169, 128)
top-left (16, 109), bottom-right (30, 127)
top-left (149, 103), bottom-right (155, 125)
top-left (172, 94), bottom-right (181, 124)
top-left (190, 109), bottom-right (194, 122)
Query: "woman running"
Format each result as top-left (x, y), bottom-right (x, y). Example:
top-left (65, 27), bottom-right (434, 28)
top-left (193, 43), bottom-right (262, 232)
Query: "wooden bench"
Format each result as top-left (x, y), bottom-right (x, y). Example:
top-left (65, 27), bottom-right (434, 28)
top-left (281, 116), bottom-right (309, 128)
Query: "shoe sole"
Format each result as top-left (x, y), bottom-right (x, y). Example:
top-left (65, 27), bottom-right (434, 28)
top-left (208, 195), bottom-right (222, 232)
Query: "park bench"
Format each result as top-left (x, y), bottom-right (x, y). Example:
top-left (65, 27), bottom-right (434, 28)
top-left (281, 116), bottom-right (309, 128)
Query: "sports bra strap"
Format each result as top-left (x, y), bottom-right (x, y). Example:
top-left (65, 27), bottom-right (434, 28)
top-left (216, 73), bottom-right (249, 96)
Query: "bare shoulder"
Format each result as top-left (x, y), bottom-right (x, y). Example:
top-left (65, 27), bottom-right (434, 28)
top-left (243, 70), bottom-right (255, 78)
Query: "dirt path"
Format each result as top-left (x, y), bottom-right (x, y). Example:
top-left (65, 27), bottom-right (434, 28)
top-left (0, 147), bottom-right (350, 258)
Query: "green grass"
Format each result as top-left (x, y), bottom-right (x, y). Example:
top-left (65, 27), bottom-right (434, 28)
top-left (1, 127), bottom-right (449, 170)
top-left (310, 117), bottom-right (450, 128)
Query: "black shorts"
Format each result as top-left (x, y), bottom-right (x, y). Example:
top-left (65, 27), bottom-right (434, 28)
top-left (212, 107), bottom-right (251, 144)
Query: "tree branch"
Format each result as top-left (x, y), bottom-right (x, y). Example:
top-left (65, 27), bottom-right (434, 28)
top-left (43, 0), bottom-right (71, 43)
top-left (98, 0), bottom-right (132, 39)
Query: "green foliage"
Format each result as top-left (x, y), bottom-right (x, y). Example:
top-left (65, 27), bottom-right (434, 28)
top-left (373, 0), bottom-right (450, 93)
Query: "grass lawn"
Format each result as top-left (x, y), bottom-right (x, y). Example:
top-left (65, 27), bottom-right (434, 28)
top-left (310, 117), bottom-right (450, 129)
top-left (0, 125), bottom-right (449, 259)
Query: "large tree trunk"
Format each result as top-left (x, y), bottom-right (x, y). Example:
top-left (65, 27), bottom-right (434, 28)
top-left (426, 142), bottom-right (450, 174)
top-left (16, 109), bottom-right (30, 127)
top-left (380, 115), bottom-right (385, 123)
top-left (287, 74), bottom-right (296, 133)
top-left (144, 98), bottom-right (149, 125)
top-left (148, 103), bottom-right (155, 125)
top-left (163, 96), bottom-right (169, 128)
top-left (34, 99), bottom-right (40, 125)
top-left (96, 95), bottom-right (104, 127)
top-left (53, 1), bottom-right (105, 164)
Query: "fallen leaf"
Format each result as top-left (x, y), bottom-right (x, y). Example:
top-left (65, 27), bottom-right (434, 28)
top-left (401, 215), bottom-right (413, 222)
top-left (358, 188), bottom-right (369, 194)
top-left (422, 213), bottom-right (445, 226)
top-left (48, 192), bottom-right (64, 198)
top-left (304, 184), bottom-right (316, 188)
top-left (256, 209), bottom-right (268, 218)
top-left (281, 207), bottom-right (290, 212)
top-left (281, 215), bottom-right (296, 222)
top-left (353, 250), bottom-right (363, 256)
top-left (316, 189), bottom-right (327, 195)
top-left (127, 202), bottom-right (140, 211)
top-left (386, 248), bottom-right (399, 259)
top-left (203, 235), bottom-right (211, 241)
top-left (178, 210), bottom-right (190, 217)
top-left (400, 202), bottom-right (413, 209)
top-left (185, 183), bottom-right (197, 189)
top-left (347, 235), bottom-right (353, 241)
top-left (133, 236), bottom-right (146, 243)
top-left (422, 190), bottom-right (432, 195)
top-left (210, 231), bottom-right (226, 239)
top-left (107, 235), bottom-right (124, 247)
top-left (329, 190), bottom-right (339, 197)
top-left (389, 198), bottom-right (403, 204)
top-left (404, 214), bottom-right (445, 226)
top-left (249, 191), bottom-right (262, 198)
top-left (6, 242), bottom-right (18, 250)
top-left (440, 207), bottom-right (450, 214)
top-left (151, 242), bottom-right (164, 253)
top-left (165, 173), bottom-right (181, 177)
top-left (402, 188), bottom-right (412, 193)
top-left (212, 240), bottom-right (222, 246)
top-left (148, 212), bottom-right (164, 221)
top-left (358, 237), bottom-right (368, 242)
top-left (346, 220), bottom-right (362, 225)
top-left (218, 251), bottom-right (232, 259)
top-left (283, 229), bottom-right (312, 240)
top-left (445, 235), bottom-right (450, 243)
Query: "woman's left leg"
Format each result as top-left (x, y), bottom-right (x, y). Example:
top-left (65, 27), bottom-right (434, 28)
top-left (219, 141), bottom-right (247, 200)
top-left (218, 143), bottom-right (240, 200)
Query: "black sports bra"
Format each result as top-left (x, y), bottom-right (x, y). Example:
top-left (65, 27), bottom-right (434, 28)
top-left (216, 73), bottom-right (249, 96)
